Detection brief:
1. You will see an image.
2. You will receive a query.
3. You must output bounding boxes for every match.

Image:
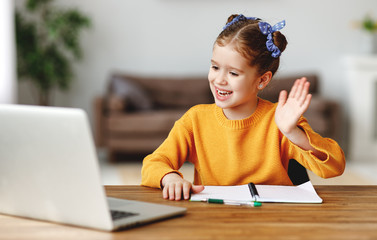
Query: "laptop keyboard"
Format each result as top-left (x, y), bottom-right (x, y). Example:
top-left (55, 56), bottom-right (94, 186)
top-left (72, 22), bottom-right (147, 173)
top-left (110, 210), bottom-right (139, 221)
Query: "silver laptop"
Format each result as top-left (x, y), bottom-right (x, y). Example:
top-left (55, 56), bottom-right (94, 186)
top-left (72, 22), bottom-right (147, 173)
top-left (0, 104), bottom-right (186, 231)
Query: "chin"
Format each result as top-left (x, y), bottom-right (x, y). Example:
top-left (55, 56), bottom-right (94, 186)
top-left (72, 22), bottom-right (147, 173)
top-left (214, 99), bottom-right (231, 109)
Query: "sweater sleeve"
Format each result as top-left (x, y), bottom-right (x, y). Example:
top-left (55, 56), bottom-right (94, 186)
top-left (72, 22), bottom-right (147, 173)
top-left (281, 117), bottom-right (346, 179)
top-left (141, 115), bottom-right (193, 189)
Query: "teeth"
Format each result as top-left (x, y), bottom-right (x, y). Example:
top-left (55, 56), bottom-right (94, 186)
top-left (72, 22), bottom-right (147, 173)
top-left (217, 89), bottom-right (232, 96)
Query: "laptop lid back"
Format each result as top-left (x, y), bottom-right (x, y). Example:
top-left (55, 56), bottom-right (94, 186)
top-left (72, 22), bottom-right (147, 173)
top-left (0, 104), bottom-right (113, 231)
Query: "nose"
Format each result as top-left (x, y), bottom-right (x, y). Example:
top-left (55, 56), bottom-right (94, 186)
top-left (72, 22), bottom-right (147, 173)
top-left (214, 71), bottom-right (227, 85)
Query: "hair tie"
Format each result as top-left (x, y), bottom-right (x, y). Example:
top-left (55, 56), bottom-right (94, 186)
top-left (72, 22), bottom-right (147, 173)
top-left (258, 20), bottom-right (286, 58)
top-left (223, 14), bottom-right (259, 30)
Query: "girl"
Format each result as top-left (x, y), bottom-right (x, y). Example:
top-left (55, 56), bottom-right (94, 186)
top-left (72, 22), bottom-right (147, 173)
top-left (141, 14), bottom-right (345, 201)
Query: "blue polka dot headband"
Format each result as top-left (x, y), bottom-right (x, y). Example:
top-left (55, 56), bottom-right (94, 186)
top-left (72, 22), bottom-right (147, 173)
top-left (223, 14), bottom-right (286, 58)
top-left (222, 15), bottom-right (259, 30)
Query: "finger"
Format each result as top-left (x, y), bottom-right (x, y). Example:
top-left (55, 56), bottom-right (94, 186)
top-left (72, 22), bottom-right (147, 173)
top-left (169, 183), bottom-right (176, 200)
top-left (294, 78), bottom-right (306, 99)
top-left (183, 182), bottom-right (192, 200)
top-left (277, 90), bottom-right (288, 109)
top-left (175, 183), bottom-right (182, 201)
top-left (288, 79), bottom-right (300, 98)
top-left (301, 94), bottom-right (312, 112)
top-left (162, 185), bottom-right (169, 199)
top-left (298, 81), bottom-right (310, 105)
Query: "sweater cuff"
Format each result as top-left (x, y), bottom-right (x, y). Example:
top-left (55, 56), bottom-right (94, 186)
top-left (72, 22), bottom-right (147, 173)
top-left (141, 160), bottom-right (184, 189)
top-left (300, 126), bottom-right (331, 162)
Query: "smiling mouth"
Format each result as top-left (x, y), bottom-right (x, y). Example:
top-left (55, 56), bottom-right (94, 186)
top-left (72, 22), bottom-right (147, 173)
top-left (216, 88), bottom-right (233, 96)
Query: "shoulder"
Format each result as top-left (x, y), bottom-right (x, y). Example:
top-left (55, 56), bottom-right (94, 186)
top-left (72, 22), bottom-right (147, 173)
top-left (177, 104), bottom-right (216, 125)
top-left (183, 104), bottom-right (216, 117)
top-left (189, 103), bottom-right (216, 111)
top-left (259, 97), bottom-right (275, 106)
top-left (258, 98), bottom-right (278, 114)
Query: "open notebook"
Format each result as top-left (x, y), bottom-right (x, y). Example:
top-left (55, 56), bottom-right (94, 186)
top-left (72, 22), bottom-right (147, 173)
top-left (190, 181), bottom-right (322, 204)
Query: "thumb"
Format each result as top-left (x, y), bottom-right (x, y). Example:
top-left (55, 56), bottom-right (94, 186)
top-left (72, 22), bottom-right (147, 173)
top-left (191, 185), bottom-right (205, 193)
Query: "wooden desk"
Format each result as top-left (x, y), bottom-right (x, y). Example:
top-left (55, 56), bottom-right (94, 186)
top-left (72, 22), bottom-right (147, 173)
top-left (1, 185), bottom-right (377, 239)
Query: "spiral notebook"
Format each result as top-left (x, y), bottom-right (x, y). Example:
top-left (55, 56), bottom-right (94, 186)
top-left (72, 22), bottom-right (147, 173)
top-left (190, 181), bottom-right (322, 204)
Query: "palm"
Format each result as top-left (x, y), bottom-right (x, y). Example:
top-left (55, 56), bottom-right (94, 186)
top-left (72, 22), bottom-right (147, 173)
top-left (275, 78), bottom-right (312, 135)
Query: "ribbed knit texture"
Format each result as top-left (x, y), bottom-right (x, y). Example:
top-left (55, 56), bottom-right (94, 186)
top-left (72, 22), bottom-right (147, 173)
top-left (141, 98), bottom-right (345, 189)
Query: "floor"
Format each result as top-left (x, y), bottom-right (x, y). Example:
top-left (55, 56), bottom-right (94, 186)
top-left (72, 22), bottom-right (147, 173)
top-left (98, 150), bottom-right (377, 186)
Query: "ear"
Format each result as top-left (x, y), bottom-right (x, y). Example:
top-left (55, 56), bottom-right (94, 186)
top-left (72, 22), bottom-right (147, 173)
top-left (257, 71), bottom-right (272, 90)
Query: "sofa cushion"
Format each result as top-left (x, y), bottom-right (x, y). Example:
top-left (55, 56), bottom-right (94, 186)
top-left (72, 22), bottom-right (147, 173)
top-left (143, 78), bottom-right (212, 109)
top-left (111, 74), bottom-right (213, 109)
top-left (108, 76), bottom-right (153, 111)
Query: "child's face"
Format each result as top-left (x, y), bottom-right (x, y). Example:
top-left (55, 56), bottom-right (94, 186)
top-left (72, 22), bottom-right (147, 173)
top-left (208, 43), bottom-right (263, 120)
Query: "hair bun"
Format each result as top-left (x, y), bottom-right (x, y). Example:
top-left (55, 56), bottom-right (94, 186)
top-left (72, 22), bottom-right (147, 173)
top-left (226, 14), bottom-right (240, 24)
top-left (273, 31), bottom-right (287, 54)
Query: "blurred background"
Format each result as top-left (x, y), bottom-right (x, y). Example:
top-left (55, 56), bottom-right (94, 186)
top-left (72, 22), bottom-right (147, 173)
top-left (2, 0), bottom-right (377, 185)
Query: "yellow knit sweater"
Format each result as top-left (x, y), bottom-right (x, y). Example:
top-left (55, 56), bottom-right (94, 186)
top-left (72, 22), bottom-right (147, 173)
top-left (141, 99), bottom-right (345, 189)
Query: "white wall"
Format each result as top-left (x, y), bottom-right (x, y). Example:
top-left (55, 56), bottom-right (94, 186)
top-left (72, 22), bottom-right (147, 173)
top-left (16, 0), bottom-right (377, 146)
top-left (1, 0), bottom-right (16, 104)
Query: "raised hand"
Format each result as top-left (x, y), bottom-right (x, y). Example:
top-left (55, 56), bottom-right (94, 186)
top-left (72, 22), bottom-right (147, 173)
top-left (275, 77), bottom-right (312, 137)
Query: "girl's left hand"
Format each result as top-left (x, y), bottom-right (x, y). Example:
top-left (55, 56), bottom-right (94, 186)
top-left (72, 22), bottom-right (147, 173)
top-left (275, 77), bottom-right (312, 137)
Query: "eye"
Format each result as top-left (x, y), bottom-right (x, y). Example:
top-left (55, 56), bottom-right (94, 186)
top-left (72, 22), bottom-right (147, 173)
top-left (230, 71), bottom-right (239, 77)
top-left (211, 65), bottom-right (219, 71)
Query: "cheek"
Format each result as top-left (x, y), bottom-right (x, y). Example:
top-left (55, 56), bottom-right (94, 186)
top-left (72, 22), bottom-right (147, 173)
top-left (208, 70), bottom-right (215, 83)
top-left (232, 78), bottom-right (256, 93)
top-left (229, 80), bottom-right (244, 91)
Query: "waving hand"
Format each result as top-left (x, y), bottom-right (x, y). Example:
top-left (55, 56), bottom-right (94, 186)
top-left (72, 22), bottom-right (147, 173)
top-left (275, 77), bottom-right (312, 137)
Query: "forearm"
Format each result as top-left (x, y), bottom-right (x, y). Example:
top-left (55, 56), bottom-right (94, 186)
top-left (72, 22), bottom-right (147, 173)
top-left (141, 154), bottom-right (183, 189)
top-left (141, 120), bottom-right (193, 188)
top-left (282, 126), bottom-right (327, 160)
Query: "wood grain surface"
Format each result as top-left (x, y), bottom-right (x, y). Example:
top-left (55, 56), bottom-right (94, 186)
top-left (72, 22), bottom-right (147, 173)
top-left (0, 185), bottom-right (376, 240)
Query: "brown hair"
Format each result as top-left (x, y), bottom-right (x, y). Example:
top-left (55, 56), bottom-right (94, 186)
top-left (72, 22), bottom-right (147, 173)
top-left (215, 14), bottom-right (287, 76)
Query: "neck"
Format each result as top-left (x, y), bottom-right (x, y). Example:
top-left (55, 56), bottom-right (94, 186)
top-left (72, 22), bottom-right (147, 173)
top-left (222, 98), bottom-right (259, 120)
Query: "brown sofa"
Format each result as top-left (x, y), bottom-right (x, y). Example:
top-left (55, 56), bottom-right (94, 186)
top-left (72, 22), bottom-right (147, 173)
top-left (93, 73), bottom-right (341, 161)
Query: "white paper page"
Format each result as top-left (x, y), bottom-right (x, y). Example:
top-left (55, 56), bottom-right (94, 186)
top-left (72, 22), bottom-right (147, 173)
top-left (190, 184), bottom-right (253, 202)
top-left (256, 181), bottom-right (322, 203)
top-left (190, 181), bottom-right (322, 203)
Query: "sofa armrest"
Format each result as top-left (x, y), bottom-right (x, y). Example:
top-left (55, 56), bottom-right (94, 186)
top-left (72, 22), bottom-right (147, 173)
top-left (93, 95), bottom-right (130, 147)
top-left (106, 94), bottom-right (127, 114)
top-left (93, 96), bottom-right (106, 147)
